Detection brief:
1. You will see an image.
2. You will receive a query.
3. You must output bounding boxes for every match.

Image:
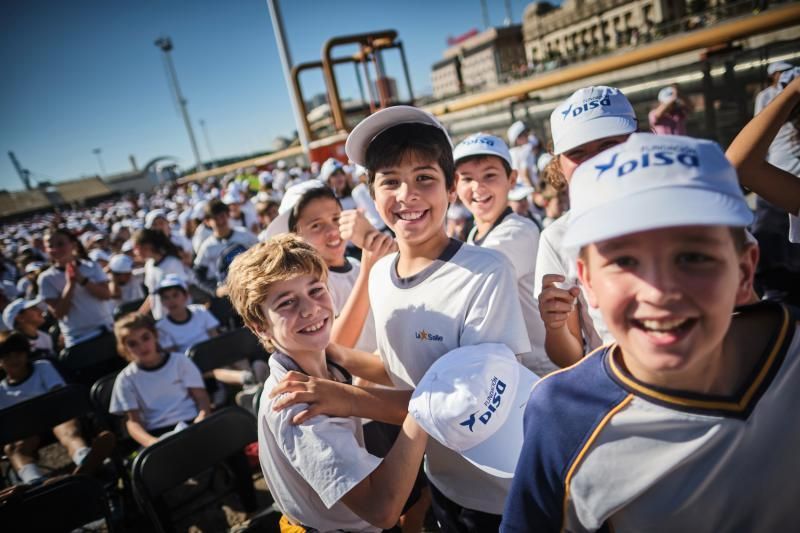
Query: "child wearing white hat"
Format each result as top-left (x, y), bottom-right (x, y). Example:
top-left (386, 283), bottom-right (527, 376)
top-left (503, 133), bottom-right (800, 532)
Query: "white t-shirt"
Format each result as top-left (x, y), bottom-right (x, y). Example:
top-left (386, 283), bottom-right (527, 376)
top-left (156, 304), bottom-right (220, 354)
top-left (194, 228), bottom-right (258, 283)
top-left (170, 233), bottom-right (193, 254)
top-left (327, 257), bottom-right (377, 353)
top-left (38, 261), bottom-right (113, 347)
top-left (144, 255), bottom-right (188, 320)
top-left (534, 213), bottom-right (612, 351)
top-left (109, 351), bottom-right (204, 430)
top-left (192, 224), bottom-right (213, 254)
top-left (509, 144), bottom-right (539, 187)
top-left (0, 359), bottom-right (65, 409)
top-left (26, 330), bottom-right (55, 356)
top-left (368, 239), bottom-right (530, 514)
top-left (259, 353), bottom-right (382, 532)
top-left (468, 210), bottom-right (556, 376)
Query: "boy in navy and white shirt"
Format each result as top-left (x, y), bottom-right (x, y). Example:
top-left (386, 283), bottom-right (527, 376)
top-left (154, 274), bottom-right (219, 354)
top-left (503, 134), bottom-right (800, 532)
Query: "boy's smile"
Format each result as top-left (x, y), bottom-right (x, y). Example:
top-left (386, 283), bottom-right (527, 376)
top-left (294, 197), bottom-right (346, 268)
top-left (455, 157), bottom-right (515, 225)
top-left (578, 225), bottom-right (757, 393)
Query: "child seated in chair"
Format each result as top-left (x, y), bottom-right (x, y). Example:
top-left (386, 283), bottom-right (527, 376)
top-left (154, 274), bottom-right (219, 355)
top-left (0, 331), bottom-right (115, 484)
top-left (109, 313), bottom-right (211, 448)
top-left (226, 235), bottom-right (429, 532)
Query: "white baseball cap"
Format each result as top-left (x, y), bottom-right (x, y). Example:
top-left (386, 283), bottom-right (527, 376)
top-left (508, 183), bottom-right (534, 202)
top-left (318, 158), bottom-right (344, 183)
top-left (3, 297), bottom-right (45, 329)
top-left (409, 343), bottom-right (538, 478)
top-left (550, 86), bottom-right (637, 155)
top-left (108, 254), bottom-right (134, 274)
top-left (24, 262), bottom-right (44, 274)
top-left (144, 209), bottom-right (166, 229)
top-left (345, 105), bottom-right (451, 167)
top-left (767, 61), bottom-right (792, 76)
top-left (89, 249), bottom-right (110, 263)
top-left (778, 66), bottom-right (800, 89)
top-left (262, 179), bottom-right (327, 241)
top-left (258, 171), bottom-right (273, 186)
top-left (453, 133), bottom-right (512, 167)
top-left (563, 133), bottom-right (753, 250)
top-left (156, 274), bottom-right (188, 293)
top-left (537, 152), bottom-right (553, 173)
top-left (506, 120), bottom-right (528, 145)
top-left (657, 86), bottom-right (677, 104)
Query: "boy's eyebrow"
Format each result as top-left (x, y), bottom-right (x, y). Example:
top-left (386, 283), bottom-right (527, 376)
top-left (597, 232), bottom-right (727, 253)
top-left (377, 164), bottom-right (438, 175)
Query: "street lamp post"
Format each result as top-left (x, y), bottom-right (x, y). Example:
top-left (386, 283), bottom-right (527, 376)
top-left (199, 119), bottom-right (216, 166)
top-left (154, 36), bottom-right (205, 172)
top-left (92, 147), bottom-right (107, 176)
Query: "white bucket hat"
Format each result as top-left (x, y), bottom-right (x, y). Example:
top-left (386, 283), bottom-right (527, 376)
top-left (453, 133), bottom-right (512, 167)
top-left (506, 120), bottom-right (528, 145)
top-left (345, 106), bottom-right (451, 167)
top-left (409, 343), bottom-right (538, 478)
top-left (550, 86), bottom-right (637, 155)
top-left (563, 133), bottom-right (753, 250)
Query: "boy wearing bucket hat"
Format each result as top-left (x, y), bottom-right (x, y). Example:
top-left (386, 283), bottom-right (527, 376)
top-left (453, 133), bottom-right (555, 376)
top-left (536, 86), bottom-right (637, 368)
top-left (272, 106), bottom-right (530, 530)
top-left (503, 133), bottom-right (800, 531)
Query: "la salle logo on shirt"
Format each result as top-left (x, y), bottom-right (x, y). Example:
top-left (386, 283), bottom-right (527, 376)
top-left (415, 329), bottom-right (443, 342)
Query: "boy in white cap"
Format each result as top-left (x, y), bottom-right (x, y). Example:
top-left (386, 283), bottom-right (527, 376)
top-left (107, 253), bottom-right (145, 308)
top-left (536, 86), bottom-right (637, 368)
top-left (154, 274), bottom-right (219, 354)
top-left (453, 133), bottom-right (554, 376)
top-left (2, 297), bottom-right (54, 355)
top-left (272, 106), bottom-right (530, 531)
top-left (648, 84), bottom-right (691, 135)
top-left (506, 120), bottom-right (540, 188)
top-left (503, 133), bottom-right (800, 531)
top-left (754, 61), bottom-right (793, 115)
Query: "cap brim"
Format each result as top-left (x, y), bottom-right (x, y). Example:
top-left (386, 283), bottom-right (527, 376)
top-left (508, 186), bottom-right (534, 201)
top-left (345, 106), bottom-right (449, 166)
top-left (554, 116), bottom-right (637, 154)
top-left (460, 365), bottom-right (538, 478)
top-left (563, 186), bottom-right (754, 250)
top-left (262, 211), bottom-right (291, 241)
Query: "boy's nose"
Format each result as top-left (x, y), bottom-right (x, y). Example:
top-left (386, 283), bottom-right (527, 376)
top-left (639, 265), bottom-right (681, 305)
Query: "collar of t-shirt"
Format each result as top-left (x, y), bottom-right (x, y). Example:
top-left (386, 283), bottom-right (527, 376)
top-left (3, 362), bottom-right (35, 387)
top-left (137, 351), bottom-right (171, 372)
top-left (328, 260), bottom-right (353, 274)
top-left (390, 238), bottom-right (462, 290)
top-left (472, 207), bottom-right (513, 247)
top-left (272, 351), bottom-right (352, 385)
top-left (166, 308), bottom-right (193, 325)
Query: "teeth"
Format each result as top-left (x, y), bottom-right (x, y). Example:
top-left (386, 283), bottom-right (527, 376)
top-left (639, 318), bottom-right (688, 331)
top-left (300, 319), bottom-right (326, 333)
top-left (473, 195), bottom-right (491, 203)
top-left (327, 239), bottom-right (341, 247)
top-left (398, 211), bottom-right (424, 221)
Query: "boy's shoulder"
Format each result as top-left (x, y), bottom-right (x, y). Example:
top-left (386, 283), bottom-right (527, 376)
top-left (187, 303), bottom-right (211, 316)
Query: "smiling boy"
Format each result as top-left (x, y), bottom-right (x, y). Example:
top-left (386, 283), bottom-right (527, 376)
top-left (502, 134), bottom-right (800, 532)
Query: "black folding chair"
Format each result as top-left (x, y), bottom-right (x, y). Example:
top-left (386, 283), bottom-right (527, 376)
top-left (0, 474), bottom-right (116, 532)
top-left (130, 407), bottom-right (264, 533)
top-left (59, 331), bottom-right (125, 387)
top-left (0, 384), bottom-right (92, 448)
top-left (113, 298), bottom-right (146, 320)
top-left (187, 327), bottom-right (267, 375)
top-left (208, 296), bottom-right (241, 331)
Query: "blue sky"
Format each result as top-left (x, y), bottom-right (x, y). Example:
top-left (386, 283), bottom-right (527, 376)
top-left (0, 0), bottom-right (534, 191)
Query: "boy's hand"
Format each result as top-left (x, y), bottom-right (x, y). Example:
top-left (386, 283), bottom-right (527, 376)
top-left (65, 262), bottom-right (79, 282)
top-left (360, 231), bottom-right (397, 270)
top-left (539, 274), bottom-right (581, 331)
top-left (270, 371), bottom-right (355, 424)
top-left (339, 208), bottom-right (375, 249)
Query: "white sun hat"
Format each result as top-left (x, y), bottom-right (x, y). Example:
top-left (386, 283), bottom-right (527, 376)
top-left (409, 343), bottom-right (538, 478)
top-left (345, 105), bottom-right (451, 167)
top-left (453, 133), bottom-right (512, 167)
top-left (550, 86), bottom-right (637, 155)
top-left (262, 179), bottom-right (327, 241)
top-left (506, 120), bottom-right (528, 145)
top-left (563, 133), bottom-right (753, 250)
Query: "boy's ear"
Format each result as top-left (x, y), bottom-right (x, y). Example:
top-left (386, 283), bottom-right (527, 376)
top-left (576, 254), bottom-right (599, 308)
top-left (734, 242), bottom-right (759, 306)
top-left (509, 169), bottom-right (518, 183)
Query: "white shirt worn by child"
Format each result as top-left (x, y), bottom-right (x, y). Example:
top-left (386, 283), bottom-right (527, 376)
top-left (156, 304), bottom-right (220, 354)
top-left (369, 239), bottom-right (530, 515)
top-left (327, 257), bottom-right (377, 353)
top-left (144, 255), bottom-right (188, 321)
top-left (258, 352), bottom-right (382, 533)
top-left (109, 351), bottom-right (204, 430)
top-left (26, 330), bottom-right (55, 356)
top-left (468, 208), bottom-right (557, 376)
top-left (0, 359), bottom-right (65, 409)
top-left (194, 228), bottom-right (258, 283)
top-left (534, 212), bottom-right (613, 351)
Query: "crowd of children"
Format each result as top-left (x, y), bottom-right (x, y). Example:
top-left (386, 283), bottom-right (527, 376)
top-left (1, 65), bottom-right (799, 532)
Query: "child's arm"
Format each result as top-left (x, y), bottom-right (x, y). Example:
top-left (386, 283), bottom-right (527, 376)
top-left (189, 387), bottom-right (212, 423)
top-left (726, 75), bottom-right (800, 215)
top-left (326, 342), bottom-right (393, 385)
top-left (331, 231), bottom-right (396, 348)
top-left (125, 410), bottom-right (159, 448)
top-left (539, 274), bottom-right (584, 367)
top-left (339, 414), bottom-right (428, 529)
top-left (138, 296), bottom-right (153, 317)
top-left (270, 374), bottom-right (411, 425)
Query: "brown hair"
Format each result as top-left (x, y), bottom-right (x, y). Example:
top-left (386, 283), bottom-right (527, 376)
top-left (114, 313), bottom-right (158, 361)
top-left (226, 235), bottom-right (328, 349)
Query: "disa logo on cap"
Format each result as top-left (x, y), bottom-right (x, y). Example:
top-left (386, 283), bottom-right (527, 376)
top-left (594, 144), bottom-right (701, 179)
